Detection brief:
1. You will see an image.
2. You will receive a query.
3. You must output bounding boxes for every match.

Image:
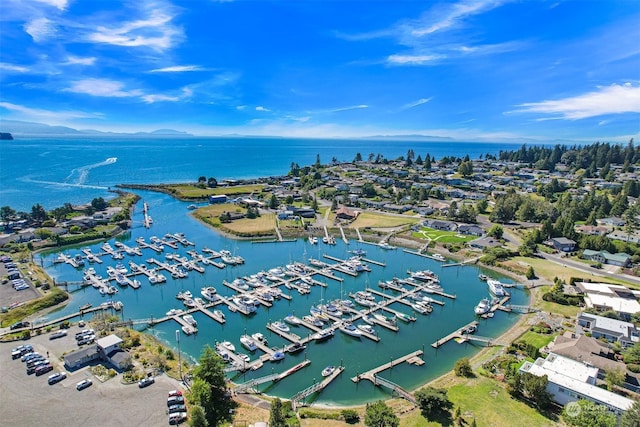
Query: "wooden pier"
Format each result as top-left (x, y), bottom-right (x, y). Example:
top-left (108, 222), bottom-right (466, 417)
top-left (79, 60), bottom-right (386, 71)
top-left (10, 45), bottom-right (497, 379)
top-left (351, 350), bottom-right (424, 383)
top-left (292, 365), bottom-right (345, 409)
top-left (431, 321), bottom-right (479, 348)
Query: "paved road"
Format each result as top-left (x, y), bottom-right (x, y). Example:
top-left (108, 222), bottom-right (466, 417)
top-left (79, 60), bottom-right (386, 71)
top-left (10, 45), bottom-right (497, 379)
top-left (536, 252), bottom-right (640, 286)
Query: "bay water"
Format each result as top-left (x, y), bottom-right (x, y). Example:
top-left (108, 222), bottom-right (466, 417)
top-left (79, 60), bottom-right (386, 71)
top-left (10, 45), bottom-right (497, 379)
top-left (3, 137), bottom-right (530, 405)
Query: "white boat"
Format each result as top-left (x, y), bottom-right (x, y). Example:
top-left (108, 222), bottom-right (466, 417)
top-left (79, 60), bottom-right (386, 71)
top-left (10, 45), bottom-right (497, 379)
top-left (412, 303), bottom-right (432, 315)
top-left (287, 342), bottom-right (306, 354)
top-left (487, 279), bottom-right (508, 297)
top-left (284, 314), bottom-right (302, 326)
top-left (397, 311), bottom-right (418, 321)
top-left (378, 241), bottom-right (396, 250)
top-left (478, 274), bottom-right (488, 281)
top-left (338, 321), bottom-right (362, 338)
top-left (270, 351), bottom-right (286, 362)
top-left (220, 341), bottom-right (236, 353)
top-left (182, 314), bottom-right (197, 327)
top-left (183, 298), bottom-right (196, 308)
top-left (213, 309), bottom-right (225, 320)
top-left (373, 313), bottom-right (397, 327)
top-left (240, 335), bottom-right (258, 352)
top-left (200, 286), bottom-right (218, 302)
top-left (409, 269), bottom-right (439, 282)
top-left (176, 290), bottom-right (192, 300)
top-left (251, 332), bottom-right (268, 345)
top-left (308, 236), bottom-right (318, 245)
top-left (272, 321), bottom-right (290, 333)
top-left (322, 366), bottom-right (337, 377)
top-left (432, 253), bottom-right (445, 262)
top-left (357, 324), bottom-right (375, 335)
top-left (115, 262), bottom-right (128, 274)
top-left (166, 308), bottom-right (183, 316)
top-left (312, 328), bottom-right (334, 342)
top-left (106, 286), bottom-right (118, 295)
top-left (474, 298), bottom-right (491, 315)
top-left (113, 301), bottom-right (123, 311)
top-left (302, 315), bottom-right (324, 327)
top-left (182, 325), bottom-right (196, 335)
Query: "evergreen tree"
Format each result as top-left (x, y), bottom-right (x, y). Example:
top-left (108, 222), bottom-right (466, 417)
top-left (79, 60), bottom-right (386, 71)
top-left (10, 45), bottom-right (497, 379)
top-left (365, 400), bottom-right (399, 427)
top-left (189, 346), bottom-right (236, 426)
top-left (189, 405), bottom-right (209, 427)
top-left (269, 398), bottom-right (286, 427)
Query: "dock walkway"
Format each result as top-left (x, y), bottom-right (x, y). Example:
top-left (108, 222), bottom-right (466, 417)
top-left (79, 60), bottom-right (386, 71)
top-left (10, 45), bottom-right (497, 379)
top-left (431, 321), bottom-right (479, 348)
top-left (292, 365), bottom-right (345, 409)
top-left (351, 350), bottom-right (424, 383)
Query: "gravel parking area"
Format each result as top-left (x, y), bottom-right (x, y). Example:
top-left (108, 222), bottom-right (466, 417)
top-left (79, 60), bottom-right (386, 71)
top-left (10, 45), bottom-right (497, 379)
top-left (0, 258), bottom-right (40, 311)
top-left (0, 325), bottom-right (184, 427)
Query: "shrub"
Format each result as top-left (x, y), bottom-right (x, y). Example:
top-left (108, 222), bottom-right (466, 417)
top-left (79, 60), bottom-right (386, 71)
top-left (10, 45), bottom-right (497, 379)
top-left (341, 409), bottom-right (360, 424)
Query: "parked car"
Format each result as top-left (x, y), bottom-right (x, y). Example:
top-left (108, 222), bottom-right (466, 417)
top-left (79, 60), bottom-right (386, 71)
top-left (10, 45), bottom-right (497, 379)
top-left (49, 330), bottom-right (67, 340)
top-left (138, 377), bottom-right (155, 388)
top-left (10, 321), bottom-right (30, 330)
top-left (21, 352), bottom-right (39, 362)
top-left (35, 364), bottom-right (53, 376)
top-left (168, 404), bottom-right (186, 414)
top-left (76, 379), bottom-right (93, 390)
top-left (47, 372), bottom-right (67, 385)
top-left (168, 390), bottom-right (183, 397)
top-left (169, 412), bottom-right (187, 425)
top-left (167, 395), bottom-right (185, 407)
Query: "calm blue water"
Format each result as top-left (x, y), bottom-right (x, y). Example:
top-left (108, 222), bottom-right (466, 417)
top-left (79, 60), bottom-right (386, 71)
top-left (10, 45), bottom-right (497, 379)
top-left (35, 189), bottom-right (529, 405)
top-left (0, 136), bottom-right (525, 211)
top-left (3, 137), bottom-right (531, 405)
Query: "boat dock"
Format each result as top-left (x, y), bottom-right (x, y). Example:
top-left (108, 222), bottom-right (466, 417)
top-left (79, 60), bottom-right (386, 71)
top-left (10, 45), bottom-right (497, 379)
top-left (431, 321), bottom-right (480, 348)
top-left (351, 350), bottom-right (424, 383)
top-left (292, 365), bottom-right (345, 409)
top-left (234, 359), bottom-right (311, 394)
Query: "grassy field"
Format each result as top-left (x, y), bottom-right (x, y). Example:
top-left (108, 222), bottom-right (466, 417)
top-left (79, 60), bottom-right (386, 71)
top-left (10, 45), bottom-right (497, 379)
top-left (516, 330), bottom-right (556, 349)
top-left (192, 203), bottom-right (276, 235)
top-left (411, 227), bottom-right (476, 244)
top-left (348, 212), bottom-right (420, 229)
top-left (444, 377), bottom-right (556, 427)
top-left (165, 183), bottom-right (265, 198)
top-left (532, 286), bottom-right (581, 318)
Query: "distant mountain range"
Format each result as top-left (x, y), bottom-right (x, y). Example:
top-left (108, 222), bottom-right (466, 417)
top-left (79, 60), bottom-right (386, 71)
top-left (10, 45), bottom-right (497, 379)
top-left (0, 120), bottom-right (192, 137)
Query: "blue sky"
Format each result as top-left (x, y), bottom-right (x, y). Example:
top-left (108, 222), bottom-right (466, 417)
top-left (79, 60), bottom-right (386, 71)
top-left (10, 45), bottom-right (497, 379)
top-left (0, 0), bottom-right (638, 141)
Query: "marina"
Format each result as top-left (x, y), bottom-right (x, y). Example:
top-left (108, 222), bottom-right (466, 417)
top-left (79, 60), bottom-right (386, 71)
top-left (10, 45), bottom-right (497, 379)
top-left (36, 190), bottom-right (530, 406)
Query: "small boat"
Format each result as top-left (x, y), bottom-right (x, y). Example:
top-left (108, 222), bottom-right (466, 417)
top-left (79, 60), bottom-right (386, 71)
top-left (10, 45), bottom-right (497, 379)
top-left (187, 204), bottom-right (197, 210)
top-left (237, 353), bottom-right (251, 363)
top-left (270, 351), bottom-right (286, 362)
top-left (182, 314), bottom-right (197, 327)
top-left (106, 286), bottom-right (118, 295)
top-left (322, 366), bottom-right (337, 377)
top-left (478, 274), bottom-right (488, 281)
top-left (412, 303), bottom-right (431, 315)
top-left (338, 321), bottom-right (362, 338)
top-left (251, 332), bottom-right (268, 345)
top-left (308, 236), bottom-right (318, 245)
top-left (115, 262), bottom-right (128, 274)
top-left (183, 298), bottom-right (196, 308)
top-left (396, 311), bottom-right (417, 322)
top-left (182, 325), bottom-right (196, 335)
top-left (272, 321), bottom-right (290, 333)
top-left (79, 303), bottom-right (92, 311)
top-left (373, 313), bottom-right (397, 327)
top-left (474, 298), bottom-right (491, 315)
top-left (113, 301), bottom-right (124, 311)
top-left (362, 314), bottom-right (375, 325)
top-left (166, 308), bottom-right (183, 316)
top-left (240, 335), bottom-right (258, 352)
top-left (220, 341), bottom-right (236, 353)
top-left (378, 242), bottom-right (396, 250)
top-left (488, 279), bottom-right (508, 297)
top-left (348, 249), bottom-right (366, 256)
top-left (432, 253), bottom-right (445, 262)
top-left (357, 324), bottom-right (375, 335)
top-left (284, 314), bottom-right (302, 326)
top-left (302, 315), bottom-right (324, 327)
top-left (213, 310), bottom-right (225, 320)
top-left (312, 328), bottom-right (334, 342)
top-left (287, 342), bottom-right (306, 354)
top-left (201, 287), bottom-right (218, 302)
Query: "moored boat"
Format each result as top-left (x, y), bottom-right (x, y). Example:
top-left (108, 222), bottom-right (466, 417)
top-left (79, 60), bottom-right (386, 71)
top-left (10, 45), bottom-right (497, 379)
top-left (487, 279), bottom-right (508, 297)
top-left (182, 314), bottom-right (197, 327)
top-left (312, 328), bottom-right (334, 342)
top-left (240, 335), bottom-right (258, 352)
top-left (284, 314), bottom-right (302, 326)
top-left (322, 365), bottom-right (337, 377)
top-left (201, 286), bottom-right (218, 302)
top-left (357, 324), bottom-right (375, 335)
top-left (474, 298), bottom-right (491, 315)
top-left (270, 351), bottom-right (286, 362)
top-left (272, 321), bottom-right (290, 333)
top-left (338, 321), bottom-right (362, 338)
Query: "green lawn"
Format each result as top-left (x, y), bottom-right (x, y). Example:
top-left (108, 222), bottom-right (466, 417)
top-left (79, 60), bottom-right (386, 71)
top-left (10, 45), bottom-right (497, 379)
top-left (516, 331), bottom-right (556, 349)
top-left (445, 377), bottom-right (556, 427)
top-left (534, 286), bottom-right (582, 318)
top-left (411, 227), bottom-right (476, 244)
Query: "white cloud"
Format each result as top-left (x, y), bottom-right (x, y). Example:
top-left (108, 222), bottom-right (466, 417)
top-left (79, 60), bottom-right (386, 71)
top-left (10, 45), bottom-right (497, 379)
top-left (142, 94), bottom-right (180, 103)
top-left (255, 106), bottom-right (270, 112)
top-left (515, 83), bottom-right (640, 120)
top-left (86, 2), bottom-right (183, 51)
top-left (24, 18), bottom-right (57, 42)
top-left (329, 105), bottom-right (368, 113)
top-left (0, 63), bottom-right (29, 72)
top-left (65, 78), bottom-right (143, 98)
top-left (403, 97), bottom-right (433, 109)
top-left (0, 101), bottom-right (102, 121)
top-left (410, 0), bottom-right (506, 37)
top-left (33, 0), bottom-right (68, 10)
top-left (387, 54), bottom-right (443, 65)
top-left (149, 65), bottom-right (204, 73)
top-left (63, 56), bottom-right (96, 66)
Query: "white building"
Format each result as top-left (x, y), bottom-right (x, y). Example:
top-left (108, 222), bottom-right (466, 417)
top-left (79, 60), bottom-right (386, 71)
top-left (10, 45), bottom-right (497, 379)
top-left (520, 353), bottom-right (634, 415)
top-left (576, 282), bottom-right (640, 320)
top-left (577, 312), bottom-right (639, 348)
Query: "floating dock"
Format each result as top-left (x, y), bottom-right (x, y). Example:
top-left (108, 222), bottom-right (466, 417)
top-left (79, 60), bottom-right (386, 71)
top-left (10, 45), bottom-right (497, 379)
top-left (431, 321), bottom-right (479, 348)
top-left (351, 350), bottom-right (424, 383)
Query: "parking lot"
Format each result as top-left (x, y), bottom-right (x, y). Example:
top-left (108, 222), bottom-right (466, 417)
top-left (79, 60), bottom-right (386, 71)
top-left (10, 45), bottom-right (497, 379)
top-left (0, 325), bottom-right (182, 426)
top-left (0, 256), bottom-right (39, 311)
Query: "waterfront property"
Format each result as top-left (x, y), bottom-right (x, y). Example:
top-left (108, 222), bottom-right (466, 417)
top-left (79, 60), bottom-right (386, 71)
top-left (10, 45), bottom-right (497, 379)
top-left (520, 353), bottom-right (634, 416)
top-left (575, 282), bottom-right (640, 319)
top-left (576, 312), bottom-right (639, 348)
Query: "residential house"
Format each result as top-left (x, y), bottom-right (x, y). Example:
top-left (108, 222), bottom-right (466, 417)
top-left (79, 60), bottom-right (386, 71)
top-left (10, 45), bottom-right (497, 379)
top-left (549, 237), bottom-right (577, 252)
top-left (575, 225), bottom-right (611, 236)
top-left (426, 220), bottom-right (457, 231)
top-left (575, 282), bottom-right (640, 320)
top-left (598, 217), bottom-right (626, 227)
top-left (519, 353), bottom-right (634, 415)
top-left (335, 206), bottom-right (358, 221)
top-left (547, 332), bottom-right (629, 376)
top-left (577, 312), bottom-right (640, 348)
top-left (468, 236), bottom-right (501, 250)
top-left (607, 231), bottom-right (640, 244)
top-left (457, 224), bottom-right (484, 237)
top-left (582, 250), bottom-right (631, 267)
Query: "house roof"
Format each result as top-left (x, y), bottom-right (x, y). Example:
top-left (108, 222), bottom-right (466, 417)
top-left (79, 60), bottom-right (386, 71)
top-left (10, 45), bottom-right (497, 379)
top-left (552, 237), bottom-right (576, 245)
top-left (64, 345), bottom-right (98, 365)
top-left (97, 334), bottom-right (123, 349)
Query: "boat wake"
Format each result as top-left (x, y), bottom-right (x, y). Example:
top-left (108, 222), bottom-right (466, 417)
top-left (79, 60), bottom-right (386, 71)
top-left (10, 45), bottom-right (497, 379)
top-left (64, 157), bottom-right (118, 185)
top-left (19, 177), bottom-right (110, 190)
